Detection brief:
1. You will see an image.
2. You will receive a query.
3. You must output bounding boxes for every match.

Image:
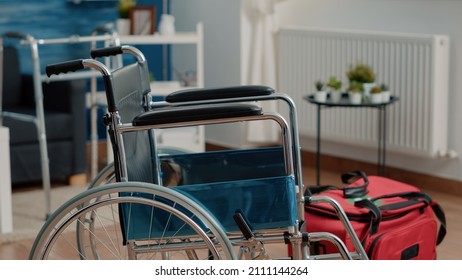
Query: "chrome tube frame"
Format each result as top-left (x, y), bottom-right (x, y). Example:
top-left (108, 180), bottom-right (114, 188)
top-left (3, 30), bottom-right (121, 218)
top-left (89, 27), bottom-right (122, 180)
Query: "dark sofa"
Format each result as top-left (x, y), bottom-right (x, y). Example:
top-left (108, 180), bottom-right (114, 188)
top-left (1, 46), bottom-right (87, 185)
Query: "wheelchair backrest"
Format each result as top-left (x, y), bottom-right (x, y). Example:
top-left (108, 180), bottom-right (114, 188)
top-left (110, 60), bottom-right (160, 185)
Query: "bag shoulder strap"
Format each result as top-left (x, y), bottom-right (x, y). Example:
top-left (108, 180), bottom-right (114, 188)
top-left (431, 201), bottom-right (447, 245)
top-left (307, 170), bottom-right (369, 198)
top-left (354, 199), bottom-right (381, 235)
top-left (307, 184), bottom-right (340, 195)
top-left (360, 191), bottom-right (447, 245)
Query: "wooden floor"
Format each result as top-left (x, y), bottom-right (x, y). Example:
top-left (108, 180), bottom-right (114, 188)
top-left (1, 152), bottom-right (460, 260)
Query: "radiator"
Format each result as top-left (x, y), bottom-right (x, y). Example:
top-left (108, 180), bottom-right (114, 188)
top-left (278, 26), bottom-right (450, 158)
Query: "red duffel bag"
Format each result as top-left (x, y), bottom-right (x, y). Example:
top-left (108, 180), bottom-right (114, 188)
top-left (303, 171), bottom-right (446, 260)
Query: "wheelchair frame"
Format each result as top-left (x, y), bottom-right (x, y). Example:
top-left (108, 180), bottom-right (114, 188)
top-left (29, 45), bottom-right (368, 260)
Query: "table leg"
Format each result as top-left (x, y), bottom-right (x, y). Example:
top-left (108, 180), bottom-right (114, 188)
top-left (382, 107), bottom-right (388, 174)
top-left (316, 105), bottom-right (321, 185)
top-left (377, 106), bottom-right (387, 175)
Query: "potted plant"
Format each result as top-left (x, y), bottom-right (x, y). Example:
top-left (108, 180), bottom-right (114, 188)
top-left (314, 80), bottom-right (327, 102)
top-left (347, 81), bottom-right (362, 104)
top-left (369, 85), bottom-right (383, 104)
top-left (380, 83), bottom-right (391, 102)
top-left (327, 76), bottom-right (343, 103)
top-left (346, 63), bottom-right (376, 98)
top-left (116, 0), bottom-right (136, 35)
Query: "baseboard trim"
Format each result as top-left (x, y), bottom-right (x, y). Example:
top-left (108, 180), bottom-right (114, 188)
top-left (68, 173), bottom-right (87, 186)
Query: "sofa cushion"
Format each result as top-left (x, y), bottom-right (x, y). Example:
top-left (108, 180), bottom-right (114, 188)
top-left (9, 141), bottom-right (76, 184)
top-left (2, 46), bottom-right (23, 108)
top-left (3, 107), bottom-right (74, 144)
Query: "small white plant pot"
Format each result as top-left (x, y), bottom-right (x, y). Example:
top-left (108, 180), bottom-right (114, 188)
top-left (382, 91), bottom-right (391, 103)
top-left (349, 92), bottom-right (362, 104)
top-left (370, 93), bottom-right (383, 104)
top-left (330, 90), bottom-right (342, 103)
top-left (362, 83), bottom-right (376, 98)
top-left (116, 18), bottom-right (130, 35)
top-left (159, 14), bottom-right (176, 36)
top-left (314, 91), bottom-right (327, 102)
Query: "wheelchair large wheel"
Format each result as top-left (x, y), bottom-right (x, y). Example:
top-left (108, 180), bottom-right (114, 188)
top-left (29, 182), bottom-right (235, 260)
top-left (87, 162), bottom-right (116, 190)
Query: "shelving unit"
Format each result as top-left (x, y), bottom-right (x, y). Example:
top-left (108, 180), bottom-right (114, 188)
top-left (119, 22), bottom-right (205, 153)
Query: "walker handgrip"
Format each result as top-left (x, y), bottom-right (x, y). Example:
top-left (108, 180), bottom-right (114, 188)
top-left (3, 31), bottom-right (27, 40)
top-left (91, 46), bottom-right (123, 58)
top-left (93, 26), bottom-right (112, 34)
top-left (46, 59), bottom-right (84, 77)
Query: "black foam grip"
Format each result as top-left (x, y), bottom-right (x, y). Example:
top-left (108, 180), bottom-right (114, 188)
top-left (93, 26), bottom-right (112, 34)
top-left (91, 46), bottom-right (123, 59)
top-left (45, 59), bottom-right (84, 77)
top-left (3, 31), bottom-right (27, 39)
top-left (233, 211), bottom-right (254, 240)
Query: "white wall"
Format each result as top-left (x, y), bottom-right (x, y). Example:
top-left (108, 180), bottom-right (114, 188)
top-left (276, 0), bottom-right (462, 181)
top-left (171, 0), bottom-right (462, 182)
top-left (171, 0), bottom-right (241, 87)
top-left (171, 0), bottom-right (252, 148)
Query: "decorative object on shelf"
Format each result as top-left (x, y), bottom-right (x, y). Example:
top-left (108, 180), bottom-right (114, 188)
top-left (327, 76), bottom-right (343, 103)
top-left (380, 83), bottom-right (391, 102)
top-left (347, 81), bottom-right (362, 104)
top-left (314, 80), bottom-right (327, 102)
top-left (158, 14), bottom-right (176, 36)
top-left (369, 85), bottom-right (383, 104)
top-left (116, 19), bottom-right (130, 35)
top-left (346, 62), bottom-right (376, 98)
top-left (117, 0), bottom-right (136, 35)
top-left (118, 0), bottom-right (136, 19)
top-left (130, 6), bottom-right (156, 35)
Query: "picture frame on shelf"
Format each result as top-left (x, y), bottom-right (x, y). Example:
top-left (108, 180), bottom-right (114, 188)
top-left (130, 6), bottom-right (156, 35)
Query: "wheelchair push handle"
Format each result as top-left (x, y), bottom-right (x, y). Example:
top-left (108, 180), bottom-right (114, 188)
top-left (91, 46), bottom-right (123, 59)
top-left (91, 45), bottom-right (146, 63)
top-left (46, 59), bottom-right (85, 77)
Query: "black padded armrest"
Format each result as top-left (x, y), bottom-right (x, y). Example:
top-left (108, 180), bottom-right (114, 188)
top-left (165, 85), bottom-right (274, 103)
top-left (133, 104), bottom-right (262, 126)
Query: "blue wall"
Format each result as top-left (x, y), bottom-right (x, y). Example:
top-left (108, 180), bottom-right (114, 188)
top-left (1, 0), bottom-right (168, 139)
top-left (0, 0), bottom-right (167, 78)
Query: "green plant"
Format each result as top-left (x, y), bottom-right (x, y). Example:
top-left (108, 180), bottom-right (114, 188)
top-left (380, 83), bottom-right (389, 91)
top-left (347, 81), bottom-right (363, 93)
top-left (346, 63), bottom-right (376, 84)
top-left (327, 76), bottom-right (342, 91)
top-left (370, 85), bottom-right (382, 94)
top-left (118, 0), bottom-right (136, 19)
top-left (315, 80), bottom-right (325, 91)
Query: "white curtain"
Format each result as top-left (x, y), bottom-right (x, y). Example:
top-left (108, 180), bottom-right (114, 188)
top-left (244, 0), bottom-right (286, 143)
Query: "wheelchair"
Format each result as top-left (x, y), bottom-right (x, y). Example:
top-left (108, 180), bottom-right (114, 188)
top-left (29, 45), bottom-right (368, 260)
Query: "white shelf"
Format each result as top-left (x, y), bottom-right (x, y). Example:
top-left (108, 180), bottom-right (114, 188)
top-left (119, 32), bottom-right (200, 45)
top-left (119, 22), bottom-right (204, 90)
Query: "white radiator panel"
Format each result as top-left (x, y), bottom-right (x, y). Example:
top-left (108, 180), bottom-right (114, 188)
top-left (278, 26), bottom-right (450, 157)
